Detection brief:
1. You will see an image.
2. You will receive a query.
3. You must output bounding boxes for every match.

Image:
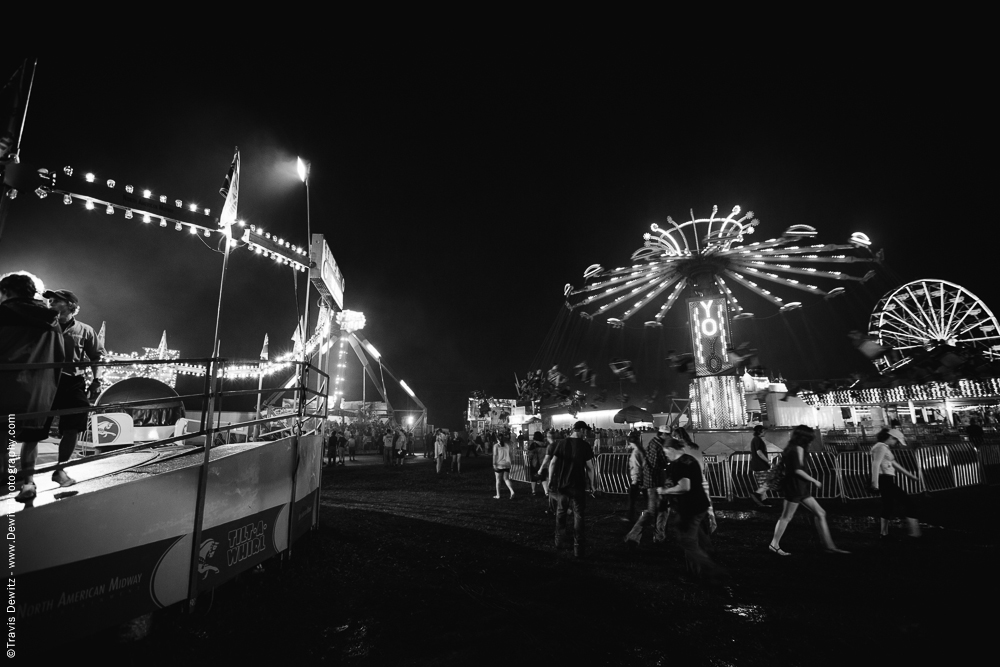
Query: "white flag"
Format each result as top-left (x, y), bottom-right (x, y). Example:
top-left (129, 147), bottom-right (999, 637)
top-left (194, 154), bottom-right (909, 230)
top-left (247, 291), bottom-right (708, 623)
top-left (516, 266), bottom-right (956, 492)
top-left (219, 148), bottom-right (240, 229)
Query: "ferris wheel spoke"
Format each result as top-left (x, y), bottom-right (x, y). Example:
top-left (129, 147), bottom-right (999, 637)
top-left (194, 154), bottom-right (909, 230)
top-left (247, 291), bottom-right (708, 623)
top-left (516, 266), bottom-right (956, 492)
top-left (880, 308), bottom-right (933, 341)
top-left (892, 293), bottom-right (941, 340)
top-left (958, 335), bottom-right (1000, 343)
top-left (945, 303), bottom-right (980, 339)
top-left (899, 286), bottom-right (938, 337)
top-left (943, 286), bottom-right (963, 336)
top-left (917, 280), bottom-right (945, 338)
top-left (877, 322), bottom-right (928, 344)
top-left (954, 318), bottom-right (995, 338)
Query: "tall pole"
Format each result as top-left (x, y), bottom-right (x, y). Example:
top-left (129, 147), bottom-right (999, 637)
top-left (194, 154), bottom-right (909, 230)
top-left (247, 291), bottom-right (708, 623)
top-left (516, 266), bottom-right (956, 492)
top-left (187, 234), bottom-right (230, 608)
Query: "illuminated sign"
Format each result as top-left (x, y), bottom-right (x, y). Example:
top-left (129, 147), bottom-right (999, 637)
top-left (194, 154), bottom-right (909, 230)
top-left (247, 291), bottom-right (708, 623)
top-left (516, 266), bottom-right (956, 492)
top-left (688, 297), bottom-right (735, 376)
top-left (309, 234), bottom-right (345, 309)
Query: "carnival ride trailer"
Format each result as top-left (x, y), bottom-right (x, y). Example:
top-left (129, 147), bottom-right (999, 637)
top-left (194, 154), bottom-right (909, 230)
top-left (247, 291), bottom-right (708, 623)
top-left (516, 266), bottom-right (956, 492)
top-left (6, 435), bottom-right (322, 646)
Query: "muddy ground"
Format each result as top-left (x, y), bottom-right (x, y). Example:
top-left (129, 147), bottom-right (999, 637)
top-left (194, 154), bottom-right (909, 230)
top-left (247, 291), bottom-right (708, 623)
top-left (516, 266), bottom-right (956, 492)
top-left (98, 451), bottom-right (996, 666)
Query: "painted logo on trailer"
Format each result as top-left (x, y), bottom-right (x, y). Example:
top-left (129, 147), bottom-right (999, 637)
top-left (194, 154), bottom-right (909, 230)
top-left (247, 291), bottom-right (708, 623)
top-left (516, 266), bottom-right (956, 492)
top-left (198, 539), bottom-right (220, 579)
top-left (95, 416), bottom-right (122, 444)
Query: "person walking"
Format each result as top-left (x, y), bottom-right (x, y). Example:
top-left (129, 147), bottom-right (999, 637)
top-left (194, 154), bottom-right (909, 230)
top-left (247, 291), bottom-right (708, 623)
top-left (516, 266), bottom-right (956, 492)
top-left (624, 427), bottom-right (670, 546)
top-left (768, 425), bottom-right (849, 556)
top-left (871, 428), bottom-right (921, 539)
top-left (673, 427), bottom-right (717, 535)
top-left (383, 430), bottom-right (395, 467)
top-left (626, 431), bottom-right (645, 523)
top-left (749, 425), bottom-right (770, 506)
top-left (524, 431), bottom-right (543, 496)
top-left (659, 437), bottom-right (727, 586)
top-left (493, 433), bottom-right (516, 499)
top-left (449, 432), bottom-right (463, 473)
top-left (435, 429), bottom-right (448, 474)
top-left (548, 420), bottom-right (597, 557)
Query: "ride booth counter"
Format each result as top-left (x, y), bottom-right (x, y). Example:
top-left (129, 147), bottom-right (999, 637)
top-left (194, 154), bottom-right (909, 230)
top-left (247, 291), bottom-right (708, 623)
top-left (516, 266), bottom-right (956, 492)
top-left (7, 434), bottom-right (323, 646)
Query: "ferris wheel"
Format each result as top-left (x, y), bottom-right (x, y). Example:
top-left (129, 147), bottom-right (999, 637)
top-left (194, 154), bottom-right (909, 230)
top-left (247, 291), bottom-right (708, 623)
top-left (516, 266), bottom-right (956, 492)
top-left (869, 279), bottom-right (1000, 373)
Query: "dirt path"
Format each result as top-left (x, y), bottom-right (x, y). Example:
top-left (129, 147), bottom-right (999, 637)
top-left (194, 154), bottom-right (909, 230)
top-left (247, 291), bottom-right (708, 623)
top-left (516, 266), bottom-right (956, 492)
top-left (100, 452), bottom-right (996, 665)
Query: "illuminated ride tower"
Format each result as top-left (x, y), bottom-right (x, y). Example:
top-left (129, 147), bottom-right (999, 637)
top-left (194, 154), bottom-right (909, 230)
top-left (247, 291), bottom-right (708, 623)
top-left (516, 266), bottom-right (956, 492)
top-left (687, 287), bottom-right (746, 429)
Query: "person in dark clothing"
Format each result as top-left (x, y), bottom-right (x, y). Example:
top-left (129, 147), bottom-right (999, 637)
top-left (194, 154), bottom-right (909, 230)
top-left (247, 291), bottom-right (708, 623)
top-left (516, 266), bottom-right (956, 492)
top-left (768, 425), bottom-right (849, 556)
top-left (749, 425), bottom-right (770, 506)
top-left (967, 418), bottom-right (985, 447)
top-left (0, 272), bottom-right (69, 502)
top-left (549, 420), bottom-right (596, 557)
top-left (624, 427), bottom-right (670, 545)
top-left (660, 438), bottom-right (727, 585)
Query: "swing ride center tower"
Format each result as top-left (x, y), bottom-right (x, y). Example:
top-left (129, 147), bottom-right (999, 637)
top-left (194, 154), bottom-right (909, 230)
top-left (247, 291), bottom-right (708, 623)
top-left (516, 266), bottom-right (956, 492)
top-left (687, 295), bottom-right (746, 429)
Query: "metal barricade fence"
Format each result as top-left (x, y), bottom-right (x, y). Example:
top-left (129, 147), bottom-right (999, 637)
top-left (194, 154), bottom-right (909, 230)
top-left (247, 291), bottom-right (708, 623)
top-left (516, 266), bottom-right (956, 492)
top-left (947, 442), bottom-right (982, 488)
top-left (596, 453), bottom-right (631, 494)
top-left (727, 452), bottom-right (777, 500)
top-left (889, 449), bottom-right (924, 495)
top-left (918, 445), bottom-right (955, 492)
top-left (509, 441), bottom-right (998, 499)
top-left (838, 451), bottom-right (878, 500)
top-left (509, 448), bottom-right (530, 484)
top-left (703, 461), bottom-right (731, 500)
top-left (805, 452), bottom-right (840, 500)
top-left (978, 443), bottom-right (1000, 485)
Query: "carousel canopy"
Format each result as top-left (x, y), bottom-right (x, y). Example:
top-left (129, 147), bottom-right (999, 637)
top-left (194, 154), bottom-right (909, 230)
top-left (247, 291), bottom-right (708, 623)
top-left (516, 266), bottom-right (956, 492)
top-left (97, 377), bottom-right (182, 409)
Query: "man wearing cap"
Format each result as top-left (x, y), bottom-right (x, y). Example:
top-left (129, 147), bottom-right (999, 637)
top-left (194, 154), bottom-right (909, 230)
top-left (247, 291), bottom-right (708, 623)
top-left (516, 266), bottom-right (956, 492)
top-left (624, 426), bottom-right (671, 546)
top-left (1, 272), bottom-right (68, 502)
top-left (548, 420), bottom-right (596, 557)
top-left (38, 289), bottom-right (105, 488)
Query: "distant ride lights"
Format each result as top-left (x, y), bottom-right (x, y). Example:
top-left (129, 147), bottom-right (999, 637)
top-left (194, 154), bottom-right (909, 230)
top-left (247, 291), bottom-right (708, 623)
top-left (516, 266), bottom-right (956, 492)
top-left (566, 205), bottom-right (878, 324)
top-left (562, 205), bottom-right (879, 429)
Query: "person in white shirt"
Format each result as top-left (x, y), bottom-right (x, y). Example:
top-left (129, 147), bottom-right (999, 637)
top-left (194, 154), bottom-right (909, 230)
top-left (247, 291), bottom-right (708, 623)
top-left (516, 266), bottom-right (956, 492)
top-left (871, 428), bottom-right (921, 539)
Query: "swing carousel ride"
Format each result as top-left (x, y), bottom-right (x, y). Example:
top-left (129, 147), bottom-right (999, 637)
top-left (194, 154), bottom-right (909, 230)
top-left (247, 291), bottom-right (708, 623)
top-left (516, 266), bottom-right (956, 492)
top-left (519, 205), bottom-right (882, 427)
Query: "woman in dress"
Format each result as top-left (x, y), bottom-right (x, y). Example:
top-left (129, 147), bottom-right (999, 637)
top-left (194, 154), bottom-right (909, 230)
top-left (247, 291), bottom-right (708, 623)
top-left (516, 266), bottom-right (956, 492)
top-left (768, 425), bottom-right (848, 556)
top-left (493, 433), bottom-right (516, 499)
top-left (871, 428), bottom-right (921, 538)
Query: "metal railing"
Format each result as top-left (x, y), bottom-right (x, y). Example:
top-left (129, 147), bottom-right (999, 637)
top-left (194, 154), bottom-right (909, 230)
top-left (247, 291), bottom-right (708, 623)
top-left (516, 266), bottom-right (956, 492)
top-left (4, 355), bottom-right (328, 608)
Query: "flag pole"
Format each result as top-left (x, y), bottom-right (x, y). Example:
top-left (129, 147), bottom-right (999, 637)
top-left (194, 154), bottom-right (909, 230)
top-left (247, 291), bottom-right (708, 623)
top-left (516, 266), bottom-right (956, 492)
top-left (187, 148), bottom-right (238, 610)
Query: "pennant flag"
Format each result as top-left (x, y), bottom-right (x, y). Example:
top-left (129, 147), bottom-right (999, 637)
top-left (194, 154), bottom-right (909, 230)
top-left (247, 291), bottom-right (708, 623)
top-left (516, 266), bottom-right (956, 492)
top-left (158, 330), bottom-right (168, 355)
top-left (218, 147), bottom-right (240, 230)
top-left (260, 333), bottom-right (269, 361)
top-left (97, 321), bottom-right (106, 349)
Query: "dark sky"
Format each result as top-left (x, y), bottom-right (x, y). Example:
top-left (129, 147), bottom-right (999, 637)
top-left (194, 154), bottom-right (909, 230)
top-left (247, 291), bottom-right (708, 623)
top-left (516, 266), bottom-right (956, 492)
top-left (1, 53), bottom-right (994, 427)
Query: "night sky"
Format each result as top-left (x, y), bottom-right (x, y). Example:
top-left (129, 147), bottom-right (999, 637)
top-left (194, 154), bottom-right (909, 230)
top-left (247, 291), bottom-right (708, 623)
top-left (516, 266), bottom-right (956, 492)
top-left (1, 53), bottom-right (993, 427)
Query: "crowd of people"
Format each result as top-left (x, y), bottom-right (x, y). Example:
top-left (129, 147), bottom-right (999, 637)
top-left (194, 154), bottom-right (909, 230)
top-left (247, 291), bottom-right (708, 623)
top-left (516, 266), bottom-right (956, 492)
top-left (426, 420), bottom-right (943, 592)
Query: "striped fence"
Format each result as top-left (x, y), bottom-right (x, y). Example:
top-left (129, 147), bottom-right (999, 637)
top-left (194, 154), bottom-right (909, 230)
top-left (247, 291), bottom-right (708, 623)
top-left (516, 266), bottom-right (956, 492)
top-left (508, 442), bottom-right (1000, 501)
